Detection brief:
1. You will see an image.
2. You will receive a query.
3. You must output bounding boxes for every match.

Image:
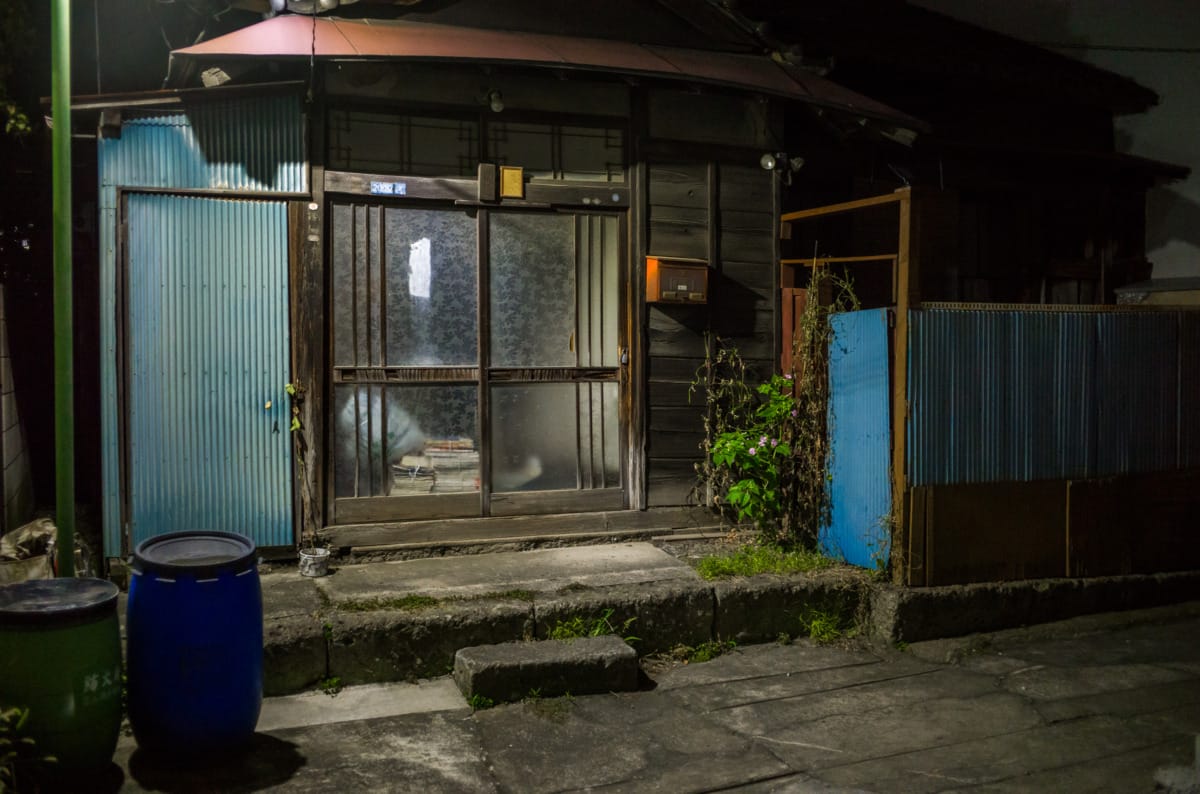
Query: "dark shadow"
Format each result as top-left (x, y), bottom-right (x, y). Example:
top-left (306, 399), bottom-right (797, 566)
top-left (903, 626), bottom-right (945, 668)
top-left (20, 761), bottom-right (124, 794)
top-left (127, 733), bottom-right (305, 793)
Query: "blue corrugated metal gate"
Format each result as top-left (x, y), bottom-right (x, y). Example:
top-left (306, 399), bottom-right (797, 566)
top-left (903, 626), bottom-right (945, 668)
top-left (825, 309), bottom-right (891, 569)
top-left (126, 194), bottom-right (293, 549)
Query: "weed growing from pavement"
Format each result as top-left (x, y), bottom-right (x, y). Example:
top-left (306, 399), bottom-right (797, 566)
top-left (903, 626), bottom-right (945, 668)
top-left (686, 639), bottom-right (737, 663)
top-left (796, 605), bottom-right (855, 644)
top-left (651, 639), bottom-right (737, 666)
top-left (318, 676), bottom-right (343, 697)
top-left (694, 544), bottom-right (833, 580)
top-left (548, 608), bottom-right (639, 644)
top-left (467, 694), bottom-right (495, 711)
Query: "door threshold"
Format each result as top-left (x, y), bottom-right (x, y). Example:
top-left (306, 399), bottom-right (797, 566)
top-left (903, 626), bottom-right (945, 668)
top-left (321, 507), bottom-right (721, 558)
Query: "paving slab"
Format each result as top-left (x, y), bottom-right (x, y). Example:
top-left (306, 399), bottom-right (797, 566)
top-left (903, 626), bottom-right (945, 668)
top-left (473, 695), bottom-right (793, 794)
top-left (315, 542), bottom-right (698, 604)
top-left (256, 679), bottom-right (467, 732)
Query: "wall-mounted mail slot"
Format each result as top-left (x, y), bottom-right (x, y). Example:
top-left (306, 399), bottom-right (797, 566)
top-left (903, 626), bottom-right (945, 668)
top-left (646, 257), bottom-right (708, 304)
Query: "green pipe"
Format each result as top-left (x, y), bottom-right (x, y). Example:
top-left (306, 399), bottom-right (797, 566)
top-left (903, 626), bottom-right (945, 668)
top-left (52, 0), bottom-right (75, 577)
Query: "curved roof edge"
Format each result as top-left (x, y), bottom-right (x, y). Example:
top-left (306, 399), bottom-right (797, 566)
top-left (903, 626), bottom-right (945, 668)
top-left (169, 15), bottom-right (927, 132)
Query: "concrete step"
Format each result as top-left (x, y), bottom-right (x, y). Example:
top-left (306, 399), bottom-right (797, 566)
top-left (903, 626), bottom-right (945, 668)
top-left (453, 636), bottom-right (639, 704)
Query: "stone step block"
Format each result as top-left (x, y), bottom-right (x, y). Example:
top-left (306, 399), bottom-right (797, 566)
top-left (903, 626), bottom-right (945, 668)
top-left (453, 636), bottom-right (638, 704)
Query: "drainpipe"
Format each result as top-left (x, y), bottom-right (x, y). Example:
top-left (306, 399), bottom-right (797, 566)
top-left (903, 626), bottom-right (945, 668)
top-left (52, 0), bottom-right (75, 577)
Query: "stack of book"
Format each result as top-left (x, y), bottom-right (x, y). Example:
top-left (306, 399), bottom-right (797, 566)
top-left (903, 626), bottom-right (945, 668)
top-left (390, 438), bottom-right (481, 496)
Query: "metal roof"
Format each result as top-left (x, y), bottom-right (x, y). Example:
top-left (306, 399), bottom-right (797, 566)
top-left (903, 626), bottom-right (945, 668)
top-left (169, 15), bottom-right (924, 130)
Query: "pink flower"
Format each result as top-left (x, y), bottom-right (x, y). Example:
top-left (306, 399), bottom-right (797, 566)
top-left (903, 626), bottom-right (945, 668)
top-left (759, 436), bottom-right (768, 445)
top-left (771, 438), bottom-right (779, 447)
top-left (748, 447), bottom-right (757, 456)
top-left (790, 409), bottom-right (798, 417)
top-left (783, 373), bottom-right (793, 380)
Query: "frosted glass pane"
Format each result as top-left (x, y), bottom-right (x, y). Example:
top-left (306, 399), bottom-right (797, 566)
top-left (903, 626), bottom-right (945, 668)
top-left (490, 382), bottom-right (619, 492)
top-left (333, 384), bottom-right (479, 498)
top-left (490, 384), bottom-right (578, 491)
top-left (490, 214), bottom-right (575, 367)
top-left (576, 215), bottom-right (620, 367)
top-left (331, 204), bottom-right (384, 367)
top-left (384, 208), bottom-right (478, 366)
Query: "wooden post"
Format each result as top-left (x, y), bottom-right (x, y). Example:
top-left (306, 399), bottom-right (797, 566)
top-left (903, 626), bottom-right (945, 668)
top-left (892, 188), bottom-right (915, 584)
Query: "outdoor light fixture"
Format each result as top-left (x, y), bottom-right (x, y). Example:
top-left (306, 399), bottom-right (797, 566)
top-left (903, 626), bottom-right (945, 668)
top-left (488, 90), bottom-right (505, 113)
top-left (760, 152), bottom-right (805, 173)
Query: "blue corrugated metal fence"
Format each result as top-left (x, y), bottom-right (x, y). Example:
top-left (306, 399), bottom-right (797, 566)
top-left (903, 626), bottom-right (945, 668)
top-left (907, 307), bottom-right (1200, 487)
top-left (825, 309), bottom-right (891, 569)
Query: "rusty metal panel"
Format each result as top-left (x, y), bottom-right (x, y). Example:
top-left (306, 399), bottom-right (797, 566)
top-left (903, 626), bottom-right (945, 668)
top-left (825, 309), bottom-right (891, 569)
top-left (908, 308), bottom-right (1197, 488)
top-left (1177, 311), bottom-right (1200, 469)
top-left (172, 16), bottom-right (921, 128)
top-left (98, 93), bottom-right (304, 557)
top-left (124, 194), bottom-right (293, 551)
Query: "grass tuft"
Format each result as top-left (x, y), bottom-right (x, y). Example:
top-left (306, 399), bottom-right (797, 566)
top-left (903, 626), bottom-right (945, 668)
top-left (695, 545), bottom-right (833, 580)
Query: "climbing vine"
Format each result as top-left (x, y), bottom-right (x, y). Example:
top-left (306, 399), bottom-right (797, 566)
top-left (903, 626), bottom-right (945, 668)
top-left (693, 269), bottom-right (858, 548)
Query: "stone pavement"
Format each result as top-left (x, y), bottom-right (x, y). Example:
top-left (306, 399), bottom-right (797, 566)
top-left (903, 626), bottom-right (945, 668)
top-left (102, 601), bottom-right (1200, 793)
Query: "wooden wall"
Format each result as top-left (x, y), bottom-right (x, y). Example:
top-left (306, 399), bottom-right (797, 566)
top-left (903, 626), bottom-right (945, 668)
top-left (644, 159), bottom-right (777, 507)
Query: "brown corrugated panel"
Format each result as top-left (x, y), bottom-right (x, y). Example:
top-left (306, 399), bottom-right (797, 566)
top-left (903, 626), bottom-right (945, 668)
top-left (909, 481), bottom-right (1067, 586)
top-left (1067, 469), bottom-right (1200, 578)
top-left (171, 16), bottom-right (922, 128)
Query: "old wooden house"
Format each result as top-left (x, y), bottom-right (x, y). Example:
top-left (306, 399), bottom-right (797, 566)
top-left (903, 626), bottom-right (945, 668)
top-left (77, 0), bottom-right (1197, 585)
top-left (84, 2), bottom-right (923, 565)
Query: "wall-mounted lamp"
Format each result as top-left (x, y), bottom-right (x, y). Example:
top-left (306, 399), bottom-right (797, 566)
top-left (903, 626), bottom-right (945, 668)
top-left (760, 152), bottom-right (805, 185)
top-left (760, 152), bottom-right (805, 173)
top-left (487, 90), bottom-right (505, 113)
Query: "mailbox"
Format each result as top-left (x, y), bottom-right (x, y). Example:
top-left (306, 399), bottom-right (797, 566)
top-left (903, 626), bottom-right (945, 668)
top-left (646, 257), bottom-right (708, 304)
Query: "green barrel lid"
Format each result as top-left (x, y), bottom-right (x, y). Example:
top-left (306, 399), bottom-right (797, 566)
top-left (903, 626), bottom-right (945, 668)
top-left (0, 578), bottom-right (119, 628)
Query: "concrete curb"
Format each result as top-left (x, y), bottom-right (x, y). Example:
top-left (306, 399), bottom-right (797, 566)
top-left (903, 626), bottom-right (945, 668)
top-left (259, 568), bottom-right (1200, 695)
top-left (867, 569), bottom-right (1200, 644)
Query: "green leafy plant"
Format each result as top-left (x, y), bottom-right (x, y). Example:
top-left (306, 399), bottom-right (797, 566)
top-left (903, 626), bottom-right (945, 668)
top-left (318, 676), bottom-right (343, 697)
top-left (467, 694), bottom-right (495, 711)
top-left (693, 269), bottom-right (858, 548)
top-left (285, 382), bottom-right (322, 551)
top-left (1, 706), bottom-right (55, 793)
top-left (796, 605), bottom-right (855, 644)
top-left (548, 609), bottom-right (639, 643)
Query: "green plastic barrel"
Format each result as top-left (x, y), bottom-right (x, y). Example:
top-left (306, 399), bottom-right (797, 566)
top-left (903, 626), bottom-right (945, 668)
top-left (0, 578), bottom-right (122, 772)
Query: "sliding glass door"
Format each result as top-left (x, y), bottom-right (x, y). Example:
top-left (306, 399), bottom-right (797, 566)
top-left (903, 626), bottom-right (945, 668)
top-left (330, 203), bottom-right (625, 523)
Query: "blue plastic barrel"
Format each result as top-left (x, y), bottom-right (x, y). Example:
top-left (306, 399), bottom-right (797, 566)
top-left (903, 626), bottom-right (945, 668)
top-left (126, 531), bottom-right (262, 755)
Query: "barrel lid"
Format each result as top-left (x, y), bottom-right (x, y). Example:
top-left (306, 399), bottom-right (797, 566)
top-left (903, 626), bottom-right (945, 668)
top-left (133, 531), bottom-right (257, 579)
top-left (0, 578), bottom-right (119, 627)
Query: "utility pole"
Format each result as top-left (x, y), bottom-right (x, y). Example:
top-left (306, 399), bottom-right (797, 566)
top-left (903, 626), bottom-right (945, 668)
top-left (52, 0), bottom-right (75, 577)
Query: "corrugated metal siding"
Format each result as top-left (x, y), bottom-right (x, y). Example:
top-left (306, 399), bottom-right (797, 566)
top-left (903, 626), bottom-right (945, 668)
top-left (908, 308), bottom-right (1199, 487)
top-left (99, 94), bottom-right (305, 556)
top-left (825, 309), bottom-right (891, 569)
top-left (1182, 312), bottom-right (1200, 469)
top-left (126, 194), bottom-right (293, 549)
